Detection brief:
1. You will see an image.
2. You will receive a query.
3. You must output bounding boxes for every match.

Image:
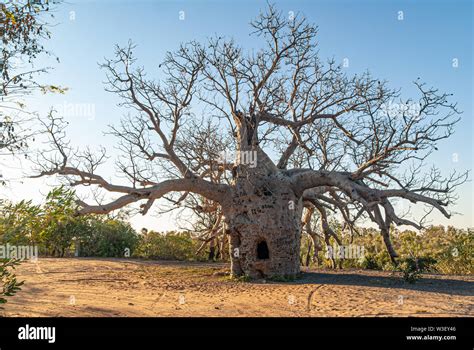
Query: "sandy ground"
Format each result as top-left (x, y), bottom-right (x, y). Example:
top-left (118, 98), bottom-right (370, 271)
top-left (2, 258), bottom-right (473, 317)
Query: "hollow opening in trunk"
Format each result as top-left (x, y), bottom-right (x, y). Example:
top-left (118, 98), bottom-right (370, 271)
top-left (257, 240), bottom-right (270, 260)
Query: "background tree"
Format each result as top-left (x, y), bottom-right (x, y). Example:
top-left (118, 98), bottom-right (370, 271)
top-left (36, 4), bottom-right (467, 278)
top-left (1, 0), bottom-right (60, 161)
top-left (0, 0), bottom-right (59, 304)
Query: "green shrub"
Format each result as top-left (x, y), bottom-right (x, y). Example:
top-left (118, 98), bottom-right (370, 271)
top-left (301, 225), bottom-right (473, 276)
top-left (432, 229), bottom-right (473, 275)
top-left (78, 219), bottom-right (139, 258)
top-left (0, 259), bottom-right (24, 306)
top-left (0, 200), bottom-right (42, 246)
top-left (134, 231), bottom-right (207, 261)
top-left (398, 256), bottom-right (437, 283)
top-left (360, 253), bottom-right (379, 270)
top-left (0, 187), bottom-right (140, 258)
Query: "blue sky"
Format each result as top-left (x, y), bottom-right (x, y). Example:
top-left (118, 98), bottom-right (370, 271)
top-left (1, 0), bottom-right (472, 230)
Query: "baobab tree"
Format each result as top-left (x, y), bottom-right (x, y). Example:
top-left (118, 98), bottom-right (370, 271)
top-left (35, 5), bottom-right (467, 278)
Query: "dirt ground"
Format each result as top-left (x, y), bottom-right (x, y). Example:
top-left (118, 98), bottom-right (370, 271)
top-left (2, 258), bottom-right (473, 317)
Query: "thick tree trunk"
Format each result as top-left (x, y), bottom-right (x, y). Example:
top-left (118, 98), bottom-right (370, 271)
top-left (223, 174), bottom-right (303, 278)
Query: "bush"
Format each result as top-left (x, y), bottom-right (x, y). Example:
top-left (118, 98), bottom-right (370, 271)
top-left (39, 187), bottom-right (78, 257)
top-left (78, 218), bottom-right (139, 258)
top-left (0, 186), bottom-right (80, 256)
top-left (359, 253), bottom-right (379, 270)
top-left (0, 200), bottom-right (42, 246)
top-left (134, 231), bottom-right (207, 261)
top-left (0, 259), bottom-right (23, 306)
top-left (398, 256), bottom-right (437, 283)
top-left (0, 187), bottom-right (140, 258)
top-left (431, 228), bottom-right (473, 275)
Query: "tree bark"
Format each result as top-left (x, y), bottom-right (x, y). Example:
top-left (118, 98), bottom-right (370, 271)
top-left (223, 173), bottom-right (303, 278)
top-left (208, 237), bottom-right (216, 261)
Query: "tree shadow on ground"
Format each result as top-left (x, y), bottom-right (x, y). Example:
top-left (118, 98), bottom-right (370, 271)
top-left (275, 270), bottom-right (474, 297)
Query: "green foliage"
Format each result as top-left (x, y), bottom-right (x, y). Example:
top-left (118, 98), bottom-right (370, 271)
top-left (300, 225), bottom-right (473, 277)
top-left (420, 226), bottom-right (473, 275)
top-left (134, 231), bottom-right (207, 261)
top-left (0, 259), bottom-right (24, 305)
top-left (0, 200), bottom-right (42, 245)
top-left (392, 227), bottom-right (473, 276)
top-left (78, 218), bottom-right (138, 258)
top-left (40, 187), bottom-right (80, 256)
top-left (0, 186), bottom-right (78, 255)
top-left (0, 186), bottom-right (139, 258)
top-left (1, 0), bottom-right (59, 155)
top-left (359, 253), bottom-right (379, 270)
top-left (398, 256), bottom-right (437, 283)
top-left (0, 187), bottom-right (213, 262)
